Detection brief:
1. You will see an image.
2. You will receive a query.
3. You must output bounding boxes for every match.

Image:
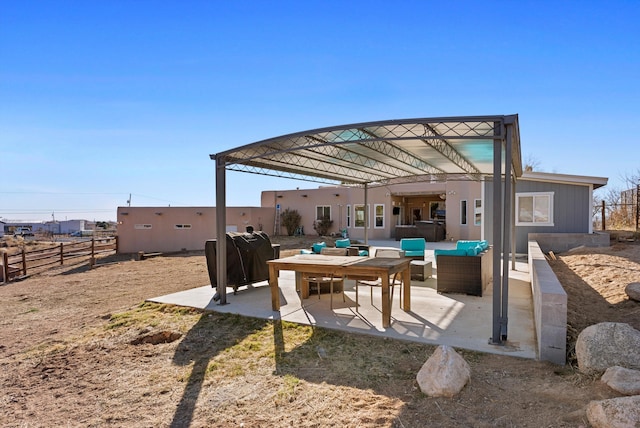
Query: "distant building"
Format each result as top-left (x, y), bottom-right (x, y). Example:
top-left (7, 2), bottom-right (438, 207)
top-left (1, 219), bottom-right (88, 235)
top-left (116, 171), bottom-right (607, 254)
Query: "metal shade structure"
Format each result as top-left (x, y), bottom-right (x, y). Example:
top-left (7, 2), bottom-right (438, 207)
top-left (211, 115), bottom-right (522, 345)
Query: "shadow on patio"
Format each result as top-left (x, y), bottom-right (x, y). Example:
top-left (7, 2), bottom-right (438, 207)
top-left (149, 245), bottom-right (537, 360)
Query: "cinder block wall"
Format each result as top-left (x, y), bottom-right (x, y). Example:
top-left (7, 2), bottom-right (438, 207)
top-left (528, 240), bottom-right (567, 365)
top-left (529, 232), bottom-right (609, 253)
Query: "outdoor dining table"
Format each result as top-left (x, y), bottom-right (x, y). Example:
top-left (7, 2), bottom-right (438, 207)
top-left (267, 254), bottom-right (412, 328)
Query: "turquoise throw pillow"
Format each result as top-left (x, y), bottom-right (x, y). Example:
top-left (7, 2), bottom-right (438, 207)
top-left (335, 238), bottom-right (351, 248)
top-left (312, 242), bottom-right (327, 253)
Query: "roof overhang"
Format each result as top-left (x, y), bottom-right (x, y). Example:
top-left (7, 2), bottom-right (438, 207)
top-left (212, 115), bottom-right (522, 187)
top-left (520, 171), bottom-right (608, 189)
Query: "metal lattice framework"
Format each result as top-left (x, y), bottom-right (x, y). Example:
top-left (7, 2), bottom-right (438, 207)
top-left (214, 116), bottom-right (522, 186)
top-left (211, 115), bottom-right (522, 346)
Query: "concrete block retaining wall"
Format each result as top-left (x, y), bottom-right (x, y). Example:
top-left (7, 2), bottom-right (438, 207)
top-left (528, 240), bottom-right (567, 365)
top-left (528, 232), bottom-right (609, 254)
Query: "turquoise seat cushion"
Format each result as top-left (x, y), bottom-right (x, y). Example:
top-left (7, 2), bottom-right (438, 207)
top-left (404, 250), bottom-right (424, 257)
top-left (456, 240), bottom-right (479, 250)
top-left (335, 238), bottom-right (351, 248)
top-left (434, 248), bottom-right (468, 260)
top-left (312, 242), bottom-right (327, 254)
top-left (358, 250), bottom-right (369, 256)
top-left (456, 240), bottom-right (489, 253)
top-left (401, 238), bottom-right (425, 258)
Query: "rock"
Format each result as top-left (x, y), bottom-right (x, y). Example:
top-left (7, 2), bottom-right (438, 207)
top-left (586, 395), bottom-right (640, 428)
top-left (601, 366), bottom-right (640, 395)
top-left (576, 322), bottom-right (640, 373)
top-left (416, 345), bottom-right (470, 397)
top-left (626, 282), bottom-right (640, 302)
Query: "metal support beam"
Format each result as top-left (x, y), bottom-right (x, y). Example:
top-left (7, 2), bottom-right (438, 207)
top-left (364, 183), bottom-right (369, 244)
top-left (490, 125), bottom-right (504, 345)
top-left (511, 180), bottom-right (516, 271)
top-left (501, 125), bottom-right (513, 341)
top-left (215, 155), bottom-right (228, 305)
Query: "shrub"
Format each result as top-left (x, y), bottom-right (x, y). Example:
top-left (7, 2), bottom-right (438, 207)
top-left (313, 216), bottom-right (333, 236)
top-left (280, 208), bottom-right (302, 236)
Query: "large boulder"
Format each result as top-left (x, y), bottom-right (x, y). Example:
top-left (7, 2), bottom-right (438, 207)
top-left (601, 366), bottom-right (640, 396)
top-left (586, 395), bottom-right (640, 428)
top-left (576, 322), bottom-right (640, 373)
top-left (416, 345), bottom-right (470, 397)
top-left (625, 282), bottom-right (640, 302)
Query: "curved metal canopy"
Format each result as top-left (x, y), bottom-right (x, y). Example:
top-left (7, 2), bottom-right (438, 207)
top-left (212, 115), bottom-right (522, 186)
top-left (211, 114), bottom-right (522, 346)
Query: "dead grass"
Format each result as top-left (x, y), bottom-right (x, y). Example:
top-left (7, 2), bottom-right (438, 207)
top-left (0, 235), bottom-right (638, 427)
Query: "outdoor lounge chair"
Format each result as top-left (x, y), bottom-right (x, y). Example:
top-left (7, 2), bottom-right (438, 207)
top-left (400, 238), bottom-right (426, 260)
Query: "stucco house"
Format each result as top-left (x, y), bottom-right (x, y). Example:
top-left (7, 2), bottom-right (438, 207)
top-left (116, 170), bottom-right (607, 254)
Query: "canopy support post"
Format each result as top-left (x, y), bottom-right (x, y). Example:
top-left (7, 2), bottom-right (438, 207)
top-left (490, 123), bottom-right (504, 345)
top-left (215, 155), bottom-right (228, 305)
top-left (364, 183), bottom-right (369, 244)
top-left (501, 125), bottom-right (513, 341)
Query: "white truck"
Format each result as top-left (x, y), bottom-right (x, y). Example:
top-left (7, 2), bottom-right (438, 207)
top-left (13, 227), bottom-right (34, 237)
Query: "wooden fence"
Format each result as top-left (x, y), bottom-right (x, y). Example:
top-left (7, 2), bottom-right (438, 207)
top-left (1, 237), bottom-right (118, 283)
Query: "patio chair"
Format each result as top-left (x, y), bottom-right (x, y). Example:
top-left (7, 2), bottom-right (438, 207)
top-left (400, 238), bottom-right (426, 260)
top-left (301, 272), bottom-right (345, 309)
top-left (353, 248), bottom-right (404, 312)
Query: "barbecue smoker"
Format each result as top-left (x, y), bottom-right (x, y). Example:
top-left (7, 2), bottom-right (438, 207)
top-left (205, 230), bottom-right (280, 298)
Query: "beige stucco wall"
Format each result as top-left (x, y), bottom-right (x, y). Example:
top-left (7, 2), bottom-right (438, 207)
top-left (117, 180), bottom-right (485, 253)
top-left (116, 206), bottom-right (275, 254)
top-left (261, 180), bottom-right (484, 241)
top-left (442, 180), bottom-right (483, 242)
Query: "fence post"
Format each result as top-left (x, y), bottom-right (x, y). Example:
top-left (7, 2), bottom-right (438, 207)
top-left (60, 243), bottom-right (64, 266)
top-left (602, 200), bottom-right (606, 231)
top-left (90, 238), bottom-right (95, 269)
top-left (636, 184), bottom-right (640, 233)
top-left (1, 251), bottom-right (7, 283)
top-left (22, 247), bottom-right (27, 276)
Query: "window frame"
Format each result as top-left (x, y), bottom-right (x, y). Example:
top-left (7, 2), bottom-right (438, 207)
top-left (346, 204), bottom-right (351, 228)
top-left (354, 204), bottom-right (369, 229)
top-left (515, 192), bottom-right (555, 227)
top-left (315, 205), bottom-right (331, 221)
top-left (460, 199), bottom-right (468, 225)
top-left (474, 199), bottom-right (482, 226)
top-left (374, 204), bottom-right (385, 229)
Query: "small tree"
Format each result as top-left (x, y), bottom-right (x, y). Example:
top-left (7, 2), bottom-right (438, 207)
top-left (313, 216), bottom-right (333, 236)
top-left (280, 208), bottom-right (301, 236)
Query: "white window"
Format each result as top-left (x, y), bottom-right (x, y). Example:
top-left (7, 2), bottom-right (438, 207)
top-left (174, 224), bottom-right (192, 230)
top-left (374, 204), bottom-right (385, 228)
top-left (316, 205), bottom-right (331, 220)
top-left (134, 224), bottom-right (152, 230)
top-left (460, 200), bottom-right (468, 225)
top-left (516, 192), bottom-right (554, 226)
top-left (474, 199), bottom-right (482, 226)
top-left (354, 204), bottom-right (368, 228)
top-left (346, 205), bottom-right (351, 228)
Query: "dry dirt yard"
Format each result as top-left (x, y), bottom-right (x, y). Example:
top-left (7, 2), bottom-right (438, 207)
top-left (0, 236), bottom-right (638, 427)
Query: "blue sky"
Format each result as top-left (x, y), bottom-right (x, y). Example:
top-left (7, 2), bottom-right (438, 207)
top-left (1, 1), bottom-right (639, 222)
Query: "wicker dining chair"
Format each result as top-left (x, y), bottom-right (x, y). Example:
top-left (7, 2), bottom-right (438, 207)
top-left (301, 272), bottom-right (345, 309)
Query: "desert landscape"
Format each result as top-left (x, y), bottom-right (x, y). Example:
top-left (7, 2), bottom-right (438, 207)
top-left (0, 235), bottom-right (638, 427)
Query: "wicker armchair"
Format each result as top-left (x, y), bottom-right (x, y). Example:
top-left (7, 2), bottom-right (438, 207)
top-left (435, 246), bottom-right (493, 296)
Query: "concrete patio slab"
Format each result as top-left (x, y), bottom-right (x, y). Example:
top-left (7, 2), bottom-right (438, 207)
top-left (149, 259), bottom-right (537, 359)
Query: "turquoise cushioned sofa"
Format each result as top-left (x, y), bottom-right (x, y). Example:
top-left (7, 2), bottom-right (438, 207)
top-left (434, 240), bottom-right (492, 296)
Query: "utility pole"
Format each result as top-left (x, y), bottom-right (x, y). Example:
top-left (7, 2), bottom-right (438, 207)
top-left (127, 194), bottom-right (131, 207)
